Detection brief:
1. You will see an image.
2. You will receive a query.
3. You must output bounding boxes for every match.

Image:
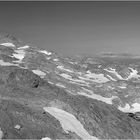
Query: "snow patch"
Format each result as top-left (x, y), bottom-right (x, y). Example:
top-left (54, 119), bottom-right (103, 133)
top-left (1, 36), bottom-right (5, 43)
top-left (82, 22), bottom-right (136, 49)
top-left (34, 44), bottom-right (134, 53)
top-left (60, 73), bottom-right (72, 79)
top-left (118, 86), bottom-right (126, 89)
top-left (39, 50), bottom-right (52, 55)
top-left (0, 128), bottom-right (3, 139)
top-left (43, 107), bottom-right (98, 140)
top-left (60, 73), bottom-right (87, 84)
top-left (127, 68), bottom-right (140, 80)
top-left (80, 71), bottom-right (110, 83)
top-left (53, 58), bottom-right (59, 62)
top-left (32, 69), bottom-right (46, 78)
top-left (118, 102), bottom-right (140, 113)
top-left (12, 49), bottom-right (26, 62)
top-left (105, 68), bottom-right (123, 80)
top-left (14, 124), bottom-right (21, 129)
top-left (78, 91), bottom-right (117, 105)
top-left (18, 45), bottom-right (30, 49)
top-left (41, 137), bottom-right (52, 140)
top-left (57, 65), bottom-right (74, 73)
top-left (1, 42), bottom-right (15, 47)
top-left (47, 81), bottom-right (54, 85)
top-left (0, 59), bottom-right (19, 66)
top-left (56, 83), bottom-right (66, 88)
top-left (106, 75), bottom-right (116, 81)
top-left (105, 67), bottom-right (140, 80)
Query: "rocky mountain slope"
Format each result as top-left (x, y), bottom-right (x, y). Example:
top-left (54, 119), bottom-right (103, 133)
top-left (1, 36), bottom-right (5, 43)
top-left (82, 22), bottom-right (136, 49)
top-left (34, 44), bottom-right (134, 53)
top-left (1, 34), bottom-right (140, 139)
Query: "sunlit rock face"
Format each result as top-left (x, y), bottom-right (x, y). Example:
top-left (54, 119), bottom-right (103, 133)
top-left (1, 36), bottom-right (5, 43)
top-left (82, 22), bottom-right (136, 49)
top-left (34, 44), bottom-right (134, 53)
top-left (1, 34), bottom-right (140, 139)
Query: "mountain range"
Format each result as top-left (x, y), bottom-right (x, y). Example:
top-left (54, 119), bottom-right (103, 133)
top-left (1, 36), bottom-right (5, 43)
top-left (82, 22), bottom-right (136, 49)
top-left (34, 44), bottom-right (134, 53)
top-left (0, 34), bottom-right (140, 139)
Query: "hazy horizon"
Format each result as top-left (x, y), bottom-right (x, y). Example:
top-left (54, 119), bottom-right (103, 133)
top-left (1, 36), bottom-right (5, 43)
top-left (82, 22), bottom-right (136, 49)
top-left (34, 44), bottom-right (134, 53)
top-left (0, 1), bottom-right (140, 56)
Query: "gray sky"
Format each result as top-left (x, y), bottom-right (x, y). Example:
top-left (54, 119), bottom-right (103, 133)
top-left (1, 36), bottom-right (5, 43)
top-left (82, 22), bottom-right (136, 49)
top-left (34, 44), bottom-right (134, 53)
top-left (0, 2), bottom-right (140, 56)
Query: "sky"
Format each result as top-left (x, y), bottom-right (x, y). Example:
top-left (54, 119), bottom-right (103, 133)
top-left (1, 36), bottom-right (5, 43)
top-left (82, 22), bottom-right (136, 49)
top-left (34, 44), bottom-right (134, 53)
top-left (0, 1), bottom-right (140, 56)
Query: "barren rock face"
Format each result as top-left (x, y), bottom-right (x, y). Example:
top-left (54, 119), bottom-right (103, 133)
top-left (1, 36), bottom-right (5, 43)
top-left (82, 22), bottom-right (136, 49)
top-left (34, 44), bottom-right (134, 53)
top-left (1, 34), bottom-right (140, 139)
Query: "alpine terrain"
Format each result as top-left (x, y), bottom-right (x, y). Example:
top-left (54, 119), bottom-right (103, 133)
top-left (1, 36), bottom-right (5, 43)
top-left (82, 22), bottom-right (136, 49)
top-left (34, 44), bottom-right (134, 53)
top-left (1, 34), bottom-right (140, 139)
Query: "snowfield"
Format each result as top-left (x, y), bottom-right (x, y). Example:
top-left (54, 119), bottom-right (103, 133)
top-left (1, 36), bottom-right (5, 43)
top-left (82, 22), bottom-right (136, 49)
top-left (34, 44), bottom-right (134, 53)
top-left (0, 128), bottom-right (3, 140)
top-left (1, 42), bottom-right (15, 47)
top-left (0, 59), bottom-right (19, 66)
top-left (39, 50), bottom-right (52, 55)
top-left (12, 49), bottom-right (26, 62)
top-left (18, 45), bottom-right (30, 50)
top-left (118, 103), bottom-right (140, 113)
top-left (32, 69), bottom-right (46, 78)
top-left (43, 107), bottom-right (99, 140)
